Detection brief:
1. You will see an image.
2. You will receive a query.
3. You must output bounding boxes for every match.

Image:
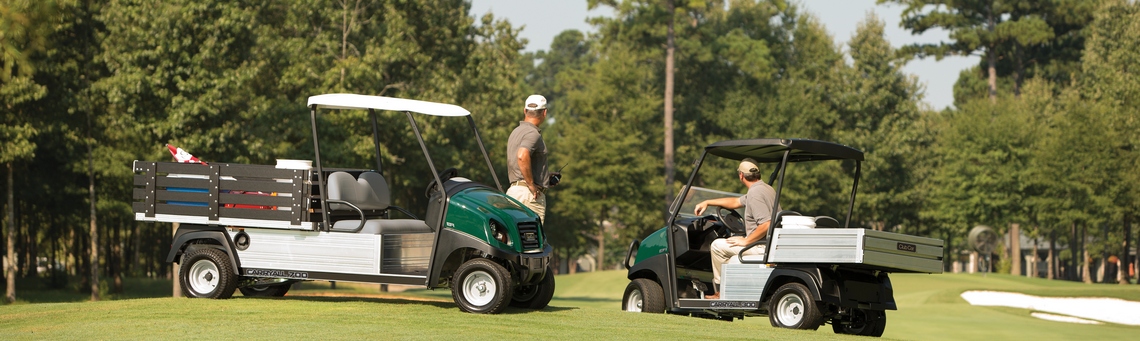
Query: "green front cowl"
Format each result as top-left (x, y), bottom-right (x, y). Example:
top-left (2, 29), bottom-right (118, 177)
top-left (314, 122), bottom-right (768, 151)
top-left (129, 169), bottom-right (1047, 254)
top-left (635, 227), bottom-right (669, 264)
top-left (444, 187), bottom-right (542, 253)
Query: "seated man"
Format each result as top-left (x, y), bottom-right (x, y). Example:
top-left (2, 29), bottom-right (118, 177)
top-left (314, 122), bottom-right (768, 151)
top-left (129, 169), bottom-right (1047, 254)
top-left (692, 158), bottom-right (778, 299)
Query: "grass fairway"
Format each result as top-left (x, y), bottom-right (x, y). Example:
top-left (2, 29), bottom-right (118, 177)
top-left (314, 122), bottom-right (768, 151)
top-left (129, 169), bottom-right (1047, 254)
top-left (2, 271), bottom-right (1138, 340)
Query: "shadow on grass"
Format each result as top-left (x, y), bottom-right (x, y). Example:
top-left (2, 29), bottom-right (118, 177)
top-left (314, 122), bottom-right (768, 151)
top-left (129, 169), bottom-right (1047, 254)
top-left (2, 277), bottom-right (174, 305)
top-left (243, 294), bottom-right (580, 313)
top-left (261, 294), bottom-right (457, 309)
top-left (553, 296), bottom-right (619, 303)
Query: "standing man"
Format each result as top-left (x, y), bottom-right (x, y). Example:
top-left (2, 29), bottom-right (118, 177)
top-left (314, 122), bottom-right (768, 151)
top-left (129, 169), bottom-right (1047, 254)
top-left (692, 158), bottom-right (778, 299)
top-left (506, 94), bottom-right (552, 221)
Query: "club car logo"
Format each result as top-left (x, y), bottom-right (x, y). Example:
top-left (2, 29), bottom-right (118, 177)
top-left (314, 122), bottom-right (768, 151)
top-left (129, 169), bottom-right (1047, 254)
top-left (246, 268), bottom-right (310, 279)
top-left (523, 232), bottom-right (538, 242)
top-left (897, 242), bottom-right (917, 252)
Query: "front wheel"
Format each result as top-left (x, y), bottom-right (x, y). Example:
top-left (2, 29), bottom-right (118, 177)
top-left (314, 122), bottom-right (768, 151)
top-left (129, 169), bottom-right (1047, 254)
top-left (179, 247), bottom-right (237, 299)
top-left (622, 278), bottom-right (665, 313)
top-left (768, 282), bottom-right (822, 330)
top-left (451, 258), bottom-right (512, 314)
top-left (832, 309), bottom-right (887, 337)
top-left (510, 266), bottom-right (556, 309)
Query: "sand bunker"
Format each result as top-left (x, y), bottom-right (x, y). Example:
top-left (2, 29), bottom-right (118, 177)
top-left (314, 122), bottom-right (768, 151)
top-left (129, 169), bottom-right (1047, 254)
top-left (960, 291), bottom-right (1140, 326)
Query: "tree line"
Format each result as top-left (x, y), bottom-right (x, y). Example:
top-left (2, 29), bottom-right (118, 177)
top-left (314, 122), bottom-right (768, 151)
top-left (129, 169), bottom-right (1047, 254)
top-left (2, 0), bottom-right (1137, 302)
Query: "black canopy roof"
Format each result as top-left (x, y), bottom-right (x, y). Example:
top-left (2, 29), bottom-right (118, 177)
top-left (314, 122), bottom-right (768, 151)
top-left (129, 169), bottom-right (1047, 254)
top-left (705, 138), bottom-right (863, 163)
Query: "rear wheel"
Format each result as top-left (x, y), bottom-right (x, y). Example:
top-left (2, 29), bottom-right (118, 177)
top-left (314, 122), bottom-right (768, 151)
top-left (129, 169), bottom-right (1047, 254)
top-left (622, 278), bottom-right (665, 313)
top-left (768, 282), bottom-right (822, 330)
top-left (510, 266), bottom-right (556, 309)
top-left (179, 247), bottom-right (237, 299)
top-left (832, 309), bottom-right (887, 337)
top-left (451, 258), bottom-right (512, 314)
top-left (239, 283), bottom-right (291, 297)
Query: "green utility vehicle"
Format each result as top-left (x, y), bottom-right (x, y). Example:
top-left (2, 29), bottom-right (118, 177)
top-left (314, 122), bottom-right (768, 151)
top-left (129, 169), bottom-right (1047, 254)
top-left (133, 94), bottom-right (553, 314)
top-left (622, 139), bottom-right (943, 336)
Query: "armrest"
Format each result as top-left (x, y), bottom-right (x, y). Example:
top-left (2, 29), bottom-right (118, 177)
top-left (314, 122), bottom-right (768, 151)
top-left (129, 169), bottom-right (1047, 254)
top-left (326, 199), bottom-right (365, 233)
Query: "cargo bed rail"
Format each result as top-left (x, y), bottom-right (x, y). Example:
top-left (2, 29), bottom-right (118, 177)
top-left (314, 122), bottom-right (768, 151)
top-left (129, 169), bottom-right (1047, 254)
top-left (132, 161), bottom-right (314, 230)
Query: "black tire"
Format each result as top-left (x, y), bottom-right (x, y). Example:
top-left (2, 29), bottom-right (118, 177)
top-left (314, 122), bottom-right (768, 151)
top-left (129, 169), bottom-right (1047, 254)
top-left (832, 309), bottom-right (887, 337)
top-left (451, 258), bottom-right (512, 314)
top-left (510, 266), bottom-right (556, 309)
top-left (239, 284), bottom-right (291, 297)
top-left (768, 282), bottom-right (822, 330)
top-left (622, 278), bottom-right (665, 313)
top-left (179, 247), bottom-right (238, 299)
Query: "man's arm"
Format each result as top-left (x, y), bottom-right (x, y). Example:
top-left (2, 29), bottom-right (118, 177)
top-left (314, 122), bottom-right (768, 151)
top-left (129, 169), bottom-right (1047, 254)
top-left (516, 147), bottom-right (538, 195)
top-left (694, 197), bottom-right (744, 215)
top-left (730, 220), bottom-right (770, 246)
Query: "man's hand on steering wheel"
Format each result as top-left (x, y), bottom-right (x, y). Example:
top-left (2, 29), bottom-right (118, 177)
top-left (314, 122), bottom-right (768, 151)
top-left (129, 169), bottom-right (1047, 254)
top-left (694, 201), bottom-right (711, 216)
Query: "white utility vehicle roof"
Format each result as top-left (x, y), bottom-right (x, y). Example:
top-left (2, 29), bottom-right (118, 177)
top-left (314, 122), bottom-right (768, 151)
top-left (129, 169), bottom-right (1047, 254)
top-left (307, 93), bottom-right (470, 117)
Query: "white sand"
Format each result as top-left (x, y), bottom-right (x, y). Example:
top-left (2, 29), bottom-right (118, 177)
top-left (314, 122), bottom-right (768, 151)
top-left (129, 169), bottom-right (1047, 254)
top-left (960, 290), bottom-right (1140, 326)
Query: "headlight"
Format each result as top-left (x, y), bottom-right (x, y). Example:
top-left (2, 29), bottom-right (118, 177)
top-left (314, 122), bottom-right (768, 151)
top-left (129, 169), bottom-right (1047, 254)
top-left (490, 220), bottom-right (512, 246)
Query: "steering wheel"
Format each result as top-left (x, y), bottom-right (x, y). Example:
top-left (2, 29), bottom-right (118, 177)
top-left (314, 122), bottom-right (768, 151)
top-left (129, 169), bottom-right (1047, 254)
top-left (716, 207), bottom-right (746, 236)
top-left (424, 167), bottom-right (459, 198)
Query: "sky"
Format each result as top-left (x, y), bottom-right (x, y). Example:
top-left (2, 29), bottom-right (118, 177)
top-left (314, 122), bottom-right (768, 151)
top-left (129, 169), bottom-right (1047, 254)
top-left (468, 0), bottom-right (980, 111)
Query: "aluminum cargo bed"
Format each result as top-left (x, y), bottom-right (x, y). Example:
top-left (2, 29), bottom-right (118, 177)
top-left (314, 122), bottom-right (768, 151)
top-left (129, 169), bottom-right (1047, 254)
top-left (766, 228), bottom-right (944, 273)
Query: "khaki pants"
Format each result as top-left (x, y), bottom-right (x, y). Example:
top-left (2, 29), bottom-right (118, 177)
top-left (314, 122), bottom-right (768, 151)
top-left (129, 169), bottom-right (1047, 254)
top-left (711, 238), bottom-right (766, 287)
top-left (506, 185), bottom-right (546, 221)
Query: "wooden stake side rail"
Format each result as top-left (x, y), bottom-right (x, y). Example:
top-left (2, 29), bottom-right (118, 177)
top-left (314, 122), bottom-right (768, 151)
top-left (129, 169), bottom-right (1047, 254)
top-left (132, 161), bottom-right (315, 230)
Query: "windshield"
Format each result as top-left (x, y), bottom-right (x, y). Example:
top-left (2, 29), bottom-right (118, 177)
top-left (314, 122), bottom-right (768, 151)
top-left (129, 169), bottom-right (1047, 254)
top-left (671, 186), bottom-right (745, 219)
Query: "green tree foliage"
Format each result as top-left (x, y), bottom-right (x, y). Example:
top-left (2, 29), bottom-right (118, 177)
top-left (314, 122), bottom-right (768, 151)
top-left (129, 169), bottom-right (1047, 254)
top-left (1, 0), bottom-right (65, 303)
top-left (950, 0), bottom-right (1100, 104)
top-left (881, 0), bottom-right (1087, 103)
top-left (2, 0), bottom-right (1135, 287)
top-left (1077, 0), bottom-right (1140, 281)
top-left (831, 13), bottom-right (928, 233)
top-left (0, 0), bottom-right (532, 293)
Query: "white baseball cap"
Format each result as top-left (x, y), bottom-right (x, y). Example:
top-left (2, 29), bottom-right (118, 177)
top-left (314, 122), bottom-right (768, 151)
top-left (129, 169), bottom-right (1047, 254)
top-left (738, 158), bottom-right (760, 174)
top-left (525, 95), bottom-right (547, 110)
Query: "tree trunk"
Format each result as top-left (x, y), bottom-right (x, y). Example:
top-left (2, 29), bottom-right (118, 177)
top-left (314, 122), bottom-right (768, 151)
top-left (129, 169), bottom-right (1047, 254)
top-left (1010, 223), bottom-right (1021, 276)
top-left (662, 0), bottom-right (676, 216)
top-left (1080, 224), bottom-right (1089, 282)
top-left (132, 221), bottom-right (141, 276)
top-left (1031, 239), bottom-right (1039, 278)
top-left (172, 223), bottom-right (181, 297)
top-left (1124, 215), bottom-right (1133, 284)
top-left (1013, 43), bottom-right (1024, 97)
top-left (87, 115), bottom-right (100, 301)
top-left (596, 219), bottom-right (606, 271)
top-left (986, 4), bottom-right (997, 103)
top-left (1047, 231), bottom-right (1056, 280)
top-left (113, 221), bottom-right (123, 293)
top-left (1069, 222), bottom-right (1078, 281)
top-left (6, 162), bottom-right (16, 303)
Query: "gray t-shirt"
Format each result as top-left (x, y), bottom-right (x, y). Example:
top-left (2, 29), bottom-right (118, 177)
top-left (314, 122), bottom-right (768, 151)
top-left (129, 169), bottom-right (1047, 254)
top-left (507, 121), bottom-right (547, 185)
top-left (737, 181), bottom-right (778, 237)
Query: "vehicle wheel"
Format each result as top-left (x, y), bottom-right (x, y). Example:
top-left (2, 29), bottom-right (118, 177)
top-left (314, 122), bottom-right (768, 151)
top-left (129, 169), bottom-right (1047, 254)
top-left (510, 266), bottom-right (556, 309)
top-left (832, 309), bottom-right (887, 337)
top-left (622, 278), bottom-right (665, 313)
top-left (451, 258), bottom-right (512, 314)
top-left (179, 247), bottom-right (238, 299)
top-left (768, 282), bottom-right (822, 330)
top-left (239, 284), bottom-right (291, 297)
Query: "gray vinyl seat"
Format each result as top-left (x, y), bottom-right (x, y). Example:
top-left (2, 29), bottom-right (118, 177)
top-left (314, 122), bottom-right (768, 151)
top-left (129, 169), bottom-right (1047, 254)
top-left (326, 171), bottom-right (431, 234)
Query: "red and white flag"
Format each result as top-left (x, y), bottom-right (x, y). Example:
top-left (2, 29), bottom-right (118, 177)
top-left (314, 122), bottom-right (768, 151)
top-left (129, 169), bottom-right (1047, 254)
top-left (166, 144), bottom-right (207, 165)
